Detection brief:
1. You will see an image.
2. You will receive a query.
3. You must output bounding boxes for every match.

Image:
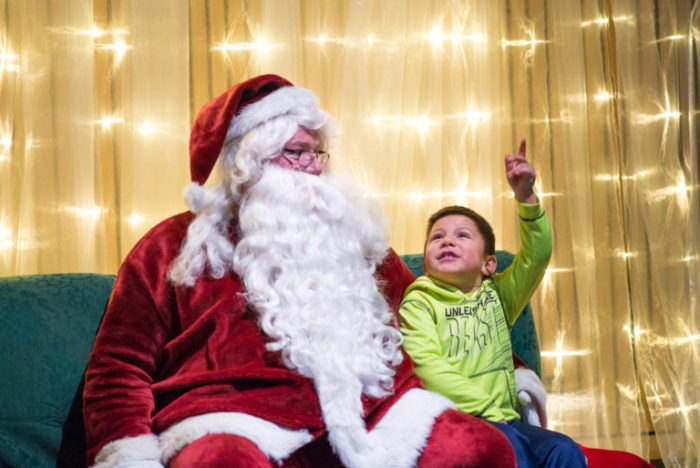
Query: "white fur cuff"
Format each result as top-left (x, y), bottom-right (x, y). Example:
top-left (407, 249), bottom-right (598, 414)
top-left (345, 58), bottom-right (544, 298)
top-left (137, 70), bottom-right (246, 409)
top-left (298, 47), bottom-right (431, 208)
top-left (370, 388), bottom-right (456, 462)
top-left (91, 433), bottom-right (163, 468)
top-left (333, 388), bottom-right (456, 468)
top-left (159, 412), bottom-right (313, 463)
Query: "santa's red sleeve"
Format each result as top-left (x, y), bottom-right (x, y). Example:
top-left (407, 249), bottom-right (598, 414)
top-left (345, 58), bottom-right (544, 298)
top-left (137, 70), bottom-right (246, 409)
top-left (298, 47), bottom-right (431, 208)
top-left (377, 248), bottom-right (417, 313)
top-left (83, 214), bottom-right (191, 466)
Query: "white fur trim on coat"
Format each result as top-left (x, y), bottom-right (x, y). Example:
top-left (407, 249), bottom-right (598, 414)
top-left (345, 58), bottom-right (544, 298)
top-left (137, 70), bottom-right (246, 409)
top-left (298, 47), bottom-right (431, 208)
top-left (155, 389), bottom-right (452, 467)
top-left (158, 412), bottom-right (313, 464)
top-left (350, 387), bottom-right (456, 468)
top-left (228, 86), bottom-right (318, 141)
top-left (514, 367), bottom-right (548, 428)
top-left (91, 433), bottom-right (163, 468)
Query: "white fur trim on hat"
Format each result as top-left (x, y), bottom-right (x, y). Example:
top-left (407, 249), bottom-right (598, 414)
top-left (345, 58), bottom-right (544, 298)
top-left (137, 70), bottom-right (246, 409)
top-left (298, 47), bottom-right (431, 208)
top-left (91, 433), bottom-right (163, 468)
top-left (158, 412), bottom-right (313, 464)
top-left (515, 367), bottom-right (548, 428)
top-left (227, 86), bottom-right (319, 141)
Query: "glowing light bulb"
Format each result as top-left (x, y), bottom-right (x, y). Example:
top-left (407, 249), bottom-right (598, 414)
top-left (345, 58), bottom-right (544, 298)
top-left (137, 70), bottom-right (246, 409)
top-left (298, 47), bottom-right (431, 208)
top-left (595, 169), bottom-right (655, 182)
top-left (427, 27), bottom-right (486, 45)
top-left (594, 91), bottom-right (614, 101)
top-left (0, 223), bottom-right (12, 250)
top-left (501, 38), bottom-right (546, 47)
top-left (545, 267), bottom-right (575, 274)
top-left (126, 213), bottom-right (144, 227)
top-left (581, 15), bottom-right (633, 27)
top-left (616, 384), bottom-right (638, 401)
top-left (96, 116), bottom-right (124, 130)
top-left (542, 331), bottom-right (591, 388)
top-left (500, 27), bottom-right (546, 51)
top-left (648, 174), bottom-right (695, 204)
top-left (623, 324), bottom-right (649, 338)
top-left (64, 205), bottom-right (106, 220)
top-left (616, 250), bottom-right (637, 259)
top-left (582, 17), bottom-right (611, 27)
top-left (306, 34), bottom-right (330, 44)
top-left (541, 266), bottom-right (573, 295)
top-left (427, 27), bottom-right (445, 45)
top-left (655, 34), bottom-right (685, 43)
top-left (89, 26), bottom-right (105, 38)
top-left (454, 109), bottom-right (492, 124)
top-left (213, 39), bottom-right (276, 52)
top-left (97, 36), bottom-right (130, 63)
top-left (138, 121), bottom-right (157, 137)
top-left (540, 342), bottom-right (591, 358)
top-left (635, 110), bottom-right (681, 125)
top-left (675, 402), bottom-right (699, 415)
top-left (409, 116), bottom-right (432, 128)
top-left (670, 334), bottom-right (700, 346)
top-left (0, 49), bottom-right (19, 73)
top-left (409, 191), bottom-right (424, 201)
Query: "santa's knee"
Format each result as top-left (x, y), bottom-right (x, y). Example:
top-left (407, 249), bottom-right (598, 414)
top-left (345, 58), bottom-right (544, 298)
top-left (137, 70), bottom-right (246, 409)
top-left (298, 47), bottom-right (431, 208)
top-left (169, 433), bottom-right (273, 468)
top-left (418, 409), bottom-right (516, 468)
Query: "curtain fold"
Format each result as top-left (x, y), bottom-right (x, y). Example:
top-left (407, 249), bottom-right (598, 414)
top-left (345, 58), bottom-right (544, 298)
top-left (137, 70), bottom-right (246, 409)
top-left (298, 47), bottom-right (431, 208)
top-left (1, 0), bottom-right (697, 465)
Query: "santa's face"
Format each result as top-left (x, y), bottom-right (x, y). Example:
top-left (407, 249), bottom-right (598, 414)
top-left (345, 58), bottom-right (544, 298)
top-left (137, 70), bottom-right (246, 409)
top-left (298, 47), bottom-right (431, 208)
top-left (271, 126), bottom-right (325, 175)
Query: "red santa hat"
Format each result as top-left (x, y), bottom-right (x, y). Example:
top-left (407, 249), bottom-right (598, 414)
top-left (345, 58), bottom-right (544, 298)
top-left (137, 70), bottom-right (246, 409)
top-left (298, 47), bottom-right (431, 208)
top-left (188, 74), bottom-right (319, 185)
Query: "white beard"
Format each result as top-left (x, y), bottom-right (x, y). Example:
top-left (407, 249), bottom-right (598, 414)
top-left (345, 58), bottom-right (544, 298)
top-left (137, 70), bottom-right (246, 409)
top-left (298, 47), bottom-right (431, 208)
top-left (232, 165), bottom-right (405, 466)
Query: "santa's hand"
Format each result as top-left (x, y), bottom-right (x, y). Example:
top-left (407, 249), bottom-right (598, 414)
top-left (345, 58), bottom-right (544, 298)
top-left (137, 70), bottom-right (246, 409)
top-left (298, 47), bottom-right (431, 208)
top-left (517, 388), bottom-right (533, 406)
top-left (91, 434), bottom-right (164, 468)
top-left (517, 389), bottom-right (542, 427)
top-left (514, 367), bottom-right (548, 429)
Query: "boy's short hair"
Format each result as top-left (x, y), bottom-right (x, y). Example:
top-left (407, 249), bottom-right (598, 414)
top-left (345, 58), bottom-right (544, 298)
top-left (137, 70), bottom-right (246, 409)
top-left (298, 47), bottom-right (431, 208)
top-left (425, 205), bottom-right (496, 256)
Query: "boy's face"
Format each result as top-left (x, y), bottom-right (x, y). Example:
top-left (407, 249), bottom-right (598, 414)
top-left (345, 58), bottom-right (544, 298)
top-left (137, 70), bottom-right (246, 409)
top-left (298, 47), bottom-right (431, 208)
top-left (424, 214), bottom-right (496, 293)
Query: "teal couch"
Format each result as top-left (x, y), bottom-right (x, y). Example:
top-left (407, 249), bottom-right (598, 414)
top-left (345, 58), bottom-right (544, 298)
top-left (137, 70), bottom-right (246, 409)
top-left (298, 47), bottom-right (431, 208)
top-left (0, 252), bottom-right (539, 468)
top-left (0, 274), bottom-right (114, 468)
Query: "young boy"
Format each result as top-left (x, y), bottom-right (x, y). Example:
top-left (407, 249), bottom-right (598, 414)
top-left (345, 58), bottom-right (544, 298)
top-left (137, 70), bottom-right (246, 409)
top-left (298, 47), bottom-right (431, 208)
top-left (399, 140), bottom-right (586, 468)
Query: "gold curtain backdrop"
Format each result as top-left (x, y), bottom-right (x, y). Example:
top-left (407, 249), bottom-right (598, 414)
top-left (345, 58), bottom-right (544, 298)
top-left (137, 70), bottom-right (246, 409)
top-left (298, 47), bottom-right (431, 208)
top-left (1, 0), bottom-right (698, 466)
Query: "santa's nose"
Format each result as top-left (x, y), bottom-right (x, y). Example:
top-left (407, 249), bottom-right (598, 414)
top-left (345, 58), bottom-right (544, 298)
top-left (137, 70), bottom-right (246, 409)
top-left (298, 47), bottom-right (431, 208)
top-left (302, 158), bottom-right (323, 176)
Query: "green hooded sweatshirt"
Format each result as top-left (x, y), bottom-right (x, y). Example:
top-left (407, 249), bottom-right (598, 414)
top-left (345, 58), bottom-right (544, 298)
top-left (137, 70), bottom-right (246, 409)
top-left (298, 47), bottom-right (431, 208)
top-left (400, 202), bottom-right (551, 422)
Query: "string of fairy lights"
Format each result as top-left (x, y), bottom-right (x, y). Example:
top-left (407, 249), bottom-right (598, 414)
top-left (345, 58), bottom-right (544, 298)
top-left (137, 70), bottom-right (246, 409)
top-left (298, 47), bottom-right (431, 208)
top-left (1, 12), bottom-right (698, 428)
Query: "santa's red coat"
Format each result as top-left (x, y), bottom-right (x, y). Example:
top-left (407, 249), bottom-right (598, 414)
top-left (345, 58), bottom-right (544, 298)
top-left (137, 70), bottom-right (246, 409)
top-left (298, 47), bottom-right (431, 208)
top-left (83, 212), bottom-right (438, 465)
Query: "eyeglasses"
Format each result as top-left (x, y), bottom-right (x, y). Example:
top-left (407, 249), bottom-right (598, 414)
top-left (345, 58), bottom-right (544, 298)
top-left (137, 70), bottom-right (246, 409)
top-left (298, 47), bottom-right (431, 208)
top-left (280, 148), bottom-right (331, 166)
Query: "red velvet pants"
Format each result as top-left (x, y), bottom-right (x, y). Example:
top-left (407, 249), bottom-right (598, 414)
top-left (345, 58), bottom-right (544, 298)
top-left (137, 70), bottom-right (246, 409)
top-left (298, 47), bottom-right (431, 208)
top-left (169, 409), bottom-right (517, 468)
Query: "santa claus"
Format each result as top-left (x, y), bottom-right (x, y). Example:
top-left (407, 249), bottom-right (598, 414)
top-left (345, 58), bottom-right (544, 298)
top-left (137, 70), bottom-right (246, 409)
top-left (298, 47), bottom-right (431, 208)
top-left (83, 74), bottom-right (519, 467)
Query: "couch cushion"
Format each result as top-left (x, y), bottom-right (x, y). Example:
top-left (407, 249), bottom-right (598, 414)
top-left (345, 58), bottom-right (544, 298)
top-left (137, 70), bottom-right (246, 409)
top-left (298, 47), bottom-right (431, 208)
top-left (0, 274), bottom-right (114, 468)
top-left (399, 252), bottom-right (541, 377)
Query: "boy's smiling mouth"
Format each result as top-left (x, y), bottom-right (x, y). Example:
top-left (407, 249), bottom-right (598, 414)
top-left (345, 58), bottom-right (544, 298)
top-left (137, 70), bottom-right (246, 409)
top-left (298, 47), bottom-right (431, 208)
top-left (437, 251), bottom-right (459, 260)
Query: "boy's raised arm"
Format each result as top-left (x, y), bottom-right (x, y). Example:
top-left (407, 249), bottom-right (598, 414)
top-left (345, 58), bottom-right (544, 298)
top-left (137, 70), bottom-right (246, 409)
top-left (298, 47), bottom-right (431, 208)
top-left (505, 138), bottom-right (537, 204)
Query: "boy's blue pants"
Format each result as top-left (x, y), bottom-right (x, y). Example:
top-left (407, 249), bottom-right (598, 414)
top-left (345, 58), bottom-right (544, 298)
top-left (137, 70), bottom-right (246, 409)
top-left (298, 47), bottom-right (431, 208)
top-left (488, 420), bottom-right (587, 467)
